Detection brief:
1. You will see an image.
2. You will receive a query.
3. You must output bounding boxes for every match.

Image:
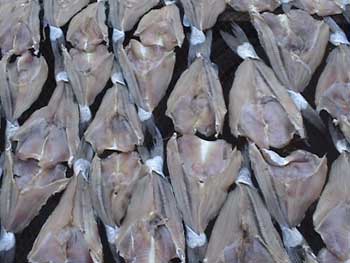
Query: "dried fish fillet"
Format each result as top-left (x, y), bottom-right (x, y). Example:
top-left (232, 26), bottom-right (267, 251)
top-left (85, 84), bottom-right (144, 154)
top-left (180, 0), bottom-right (226, 31)
top-left (250, 143), bottom-right (327, 227)
top-left (12, 83), bottom-right (80, 168)
top-left (119, 40), bottom-right (175, 113)
top-left (0, 52), bottom-right (48, 122)
top-left (66, 2), bottom-right (108, 52)
top-left (108, 0), bottom-right (159, 32)
top-left (229, 59), bottom-right (305, 149)
top-left (205, 181), bottom-right (290, 263)
top-left (134, 4), bottom-right (184, 51)
top-left (292, 0), bottom-right (344, 16)
top-left (28, 175), bottom-right (103, 263)
top-left (116, 172), bottom-right (186, 263)
top-left (0, 0), bottom-right (40, 54)
top-left (167, 134), bottom-right (242, 260)
top-left (226, 0), bottom-right (280, 13)
top-left (0, 151), bottom-right (69, 233)
top-left (44, 0), bottom-right (89, 27)
top-left (63, 45), bottom-right (114, 107)
top-left (252, 10), bottom-right (329, 92)
top-left (90, 151), bottom-right (148, 228)
top-left (166, 55), bottom-right (227, 136)
top-left (313, 153), bottom-right (350, 261)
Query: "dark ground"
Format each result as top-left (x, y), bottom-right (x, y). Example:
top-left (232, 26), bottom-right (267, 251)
top-left (10, 4), bottom-right (348, 263)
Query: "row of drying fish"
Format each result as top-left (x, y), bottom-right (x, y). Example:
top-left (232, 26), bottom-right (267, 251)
top-left (0, 0), bottom-right (349, 262)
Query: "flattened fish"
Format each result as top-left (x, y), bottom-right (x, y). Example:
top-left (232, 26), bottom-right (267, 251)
top-left (0, 151), bottom-right (68, 233)
top-left (13, 83), bottom-right (80, 168)
top-left (85, 84), bottom-right (144, 154)
top-left (28, 175), bottom-right (103, 263)
top-left (116, 172), bottom-right (185, 263)
top-left (252, 10), bottom-right (329, 92)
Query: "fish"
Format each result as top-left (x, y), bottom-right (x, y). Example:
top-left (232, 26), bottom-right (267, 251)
top-left (166, 31), bottom-right (227, 137)
top-left (0, 0), bottom-right (40, 55)
top-left (12, 83), bottom-right (80, 168)
top-left (116, 172), bottom-right (186, 263)
top-left (0, 151), bottom-right (69, 234)
top-left (167, 133), bottom-right (242, 261)
top-left (0, 51), bottom-right (48, 122)
top-left (28, 175), bottom-right (103, 263)
top-left (313, 152), bottom-right (350, 262)
top-left (85, 83), bottom-right (144, 154)
top-left (134, 4), bottom-right (184, 51)
top-left (204, 178), bottom-right (290, 263)
top-left (44, 0), bottom-right (89, 27)
top-left (252, 10), bottom-right (329, 93)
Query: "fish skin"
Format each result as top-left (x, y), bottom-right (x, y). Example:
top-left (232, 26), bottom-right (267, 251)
top-left (12, 83), bottom-right (80, 168)
top-left (0, 151), bottom-right (69, 234)
top-left (166, 56), bottom-right (227, 137)
top-left (28, 175), bottom-right (103, 263)
top-left (252, 10), bottom-right (329, 93)
top-left (85, 84), bottom-right (144, 154)
top-left (250, 143), bottom-right (328, 227)
top-left (116, 172), bottom-right (186, 263)
top-left (135, 5), bottom-right (185, 51)
top-left (167, 134), bottom-right (242, 235)
top-left (314, 153), bottom-right (350, 261)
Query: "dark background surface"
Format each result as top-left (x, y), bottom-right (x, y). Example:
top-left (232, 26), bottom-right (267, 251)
top-left (10, 4), bottom-right (348, 263)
